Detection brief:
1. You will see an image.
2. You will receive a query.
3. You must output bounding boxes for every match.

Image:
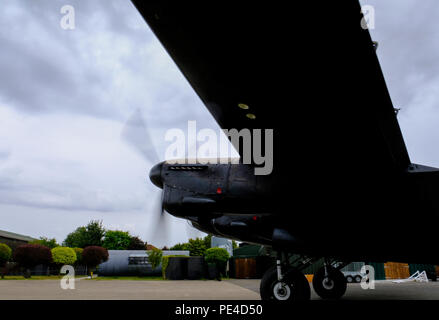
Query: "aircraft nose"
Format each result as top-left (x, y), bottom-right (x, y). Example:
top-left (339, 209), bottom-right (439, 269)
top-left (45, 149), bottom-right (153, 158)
top-left (149, 161), bottom-right (164, 188)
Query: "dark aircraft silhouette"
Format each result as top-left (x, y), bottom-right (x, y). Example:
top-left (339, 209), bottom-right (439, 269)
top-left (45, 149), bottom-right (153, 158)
top-left (131, 1), bottom-right (439, 301)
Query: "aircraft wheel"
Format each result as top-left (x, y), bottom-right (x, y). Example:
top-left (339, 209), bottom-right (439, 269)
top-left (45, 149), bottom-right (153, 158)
top-left (260, 266), bottom-right (310, 301)
top-left (312, 266), bottom-right (347, 300)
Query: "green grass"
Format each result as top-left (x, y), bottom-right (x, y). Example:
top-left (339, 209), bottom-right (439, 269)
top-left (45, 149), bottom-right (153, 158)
top-left (0, 275), bottom-right (64, 280)
top-left (90, 276), bottom-right (228, 281)
top-left (88, 276), bottom-right (164, 281)
top-left (0, 275), bottom-right (164, 281)
top-left (1, 275), bottom-right (228, 281)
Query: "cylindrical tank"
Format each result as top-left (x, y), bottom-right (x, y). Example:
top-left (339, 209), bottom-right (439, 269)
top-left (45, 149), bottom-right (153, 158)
top-left (165, 257), bottom-right (188, 280)
top-left (98, 250), bottom-right (189, 276)
top-left (187, 257), bottom-right (205, 279)
top-left (207, 263), bottom-right (219, 280)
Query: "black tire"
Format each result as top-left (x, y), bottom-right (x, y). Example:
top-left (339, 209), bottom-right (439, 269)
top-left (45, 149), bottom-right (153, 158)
top-left (346, 275), bottom-right (354, 283)
top-left (312, 266), bottom-right (347, 300)
top-left (354, 275), bottom-right (362, 283)
top-left (260, 266), bottom-right (310, 301)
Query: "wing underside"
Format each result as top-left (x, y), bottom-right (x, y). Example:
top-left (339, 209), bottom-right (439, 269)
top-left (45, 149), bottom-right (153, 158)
top-left (132, 0), bottom-right (411, 173)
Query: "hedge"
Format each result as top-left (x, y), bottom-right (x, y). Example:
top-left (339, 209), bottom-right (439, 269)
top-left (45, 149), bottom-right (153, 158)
top-left (13, 244), bottom-right (52, 268)
top-left (51, 247), bottom-right (77, 265)
top-left (204, 247), bottom-right (230, 264)
top-left (73, 248), bottom-right (83, 264)
top-left (0, 243), bottom-right (12, 266)
top-left (82, 246), bottom-right (109, 268)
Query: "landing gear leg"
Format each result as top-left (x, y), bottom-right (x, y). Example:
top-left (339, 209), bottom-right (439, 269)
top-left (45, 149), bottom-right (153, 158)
top-left (312, 259), bottom-right (347, 300)
top-left (260, 252), bottom-right (310, 301)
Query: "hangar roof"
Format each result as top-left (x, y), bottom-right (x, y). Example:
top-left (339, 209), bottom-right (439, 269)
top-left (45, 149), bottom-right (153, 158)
top-left (0, 229), bottom-right (36, 242)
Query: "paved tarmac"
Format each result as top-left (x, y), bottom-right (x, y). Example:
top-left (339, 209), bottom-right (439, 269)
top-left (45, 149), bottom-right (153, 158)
top-left (229, 279), bottom-right (439, 300)
top-left (0, 279), bottom-right (439, 300)
top-left (0, 279), bottom-right (259, 300)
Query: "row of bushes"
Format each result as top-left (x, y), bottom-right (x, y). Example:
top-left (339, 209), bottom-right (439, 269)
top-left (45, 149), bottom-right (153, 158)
top-left (0, 242), bottom-right (109, 278)
top-left (0, 243), bottom-right (12, 278)
top-left (170, 235), bottom-right (238, 256)
top-left (27, 221), bottom-right (235, 258)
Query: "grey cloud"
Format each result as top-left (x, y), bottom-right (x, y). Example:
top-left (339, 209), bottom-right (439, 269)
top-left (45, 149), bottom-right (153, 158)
top-left (0, 0), bottom-right (228, 245)
top-left (362, 0), bottom-right (439, 110)
top-left (0, 0), bottom-right (217, 142)
top-left (0, 34), bottom-right (78, 113)
top-left (359, 0), bottom-right (439, 166)
top-left (0, 174), bottom-right (147, 213)
top-left (0, 150), bottom-right (10, 161)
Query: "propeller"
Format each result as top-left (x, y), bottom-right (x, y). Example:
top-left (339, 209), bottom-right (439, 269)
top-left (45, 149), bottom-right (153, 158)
top-left (151, 189), bottom-right (169, 245)
top-left (186, 220), bottom-right (203, 240)
top-left (121, 110), bottom-right (206, 246)
top-left (121, 109), bottom-right (168, 246)
top-left (121, 109), bottom-right (160, 165)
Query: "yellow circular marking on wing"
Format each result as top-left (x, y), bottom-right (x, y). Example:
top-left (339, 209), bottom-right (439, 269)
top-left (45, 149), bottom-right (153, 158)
top-left (246, 113), bottom-right (256, 120)
top-left (238, 103), bottom-right (249, 110)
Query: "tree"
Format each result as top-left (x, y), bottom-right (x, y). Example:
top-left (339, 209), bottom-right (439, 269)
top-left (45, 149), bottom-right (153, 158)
top-left (13, 244), bottom-right (52, 278)
top-left (73, 248), bottom-right (83, 265)
top-left (0, 243), bottom-right (12, 279)
top-left (63, 226), bottom-right (86, 248)
top-left (204, 247), bottom-right (230, 264)
top-left (63, 220), bottom-right (106, 248)
top-left (147, 248), bottom-right (163, 270)
top-left (30, 237), bottom-right (59, 249)
top-left (205, 247), bottom-right (230, 279)
top-left (170, 235), bottom-right (212, 253)
top-left (170, 242), bottom-right (189, 251)
top-left (103, 230), bottom-right (131, 250)
top-left (128, 236), bottom-right (146, 250)
top-left (51, 247), bottom-right (77, 267)
top-left (187, 238), bottom-right (207, 256)
top-left (82, 246), bottom-right (109, 275)
top-left (203, 234), bottom-right (212, 249)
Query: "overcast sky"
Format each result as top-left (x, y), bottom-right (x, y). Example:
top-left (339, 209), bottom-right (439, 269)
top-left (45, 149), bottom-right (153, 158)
top-left (0, 1), bottom-right (438, 247)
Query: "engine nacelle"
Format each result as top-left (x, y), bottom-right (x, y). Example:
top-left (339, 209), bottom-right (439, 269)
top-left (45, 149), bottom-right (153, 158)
top-left (149, 160), bottom-right (274, 218)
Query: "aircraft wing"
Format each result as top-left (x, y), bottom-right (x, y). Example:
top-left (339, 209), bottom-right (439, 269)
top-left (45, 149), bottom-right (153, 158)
top-left (131, 0), bottom-right (411, 173)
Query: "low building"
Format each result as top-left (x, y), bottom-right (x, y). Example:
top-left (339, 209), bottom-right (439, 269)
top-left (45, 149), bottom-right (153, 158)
top-left (0, 229), bottom-right (36, 251)
top-left (211, 236), bottom-right (233, 257)
top-left (98, 250), bottom-right (189, 276)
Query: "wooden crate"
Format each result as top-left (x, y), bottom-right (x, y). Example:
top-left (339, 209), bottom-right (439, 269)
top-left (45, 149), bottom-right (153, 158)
top-left (384, 262), bottom-right (410, 280)
top-left (234, 258), bottom-right (257, 279)
top-left (436, 265), bottom-right (439, 277)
